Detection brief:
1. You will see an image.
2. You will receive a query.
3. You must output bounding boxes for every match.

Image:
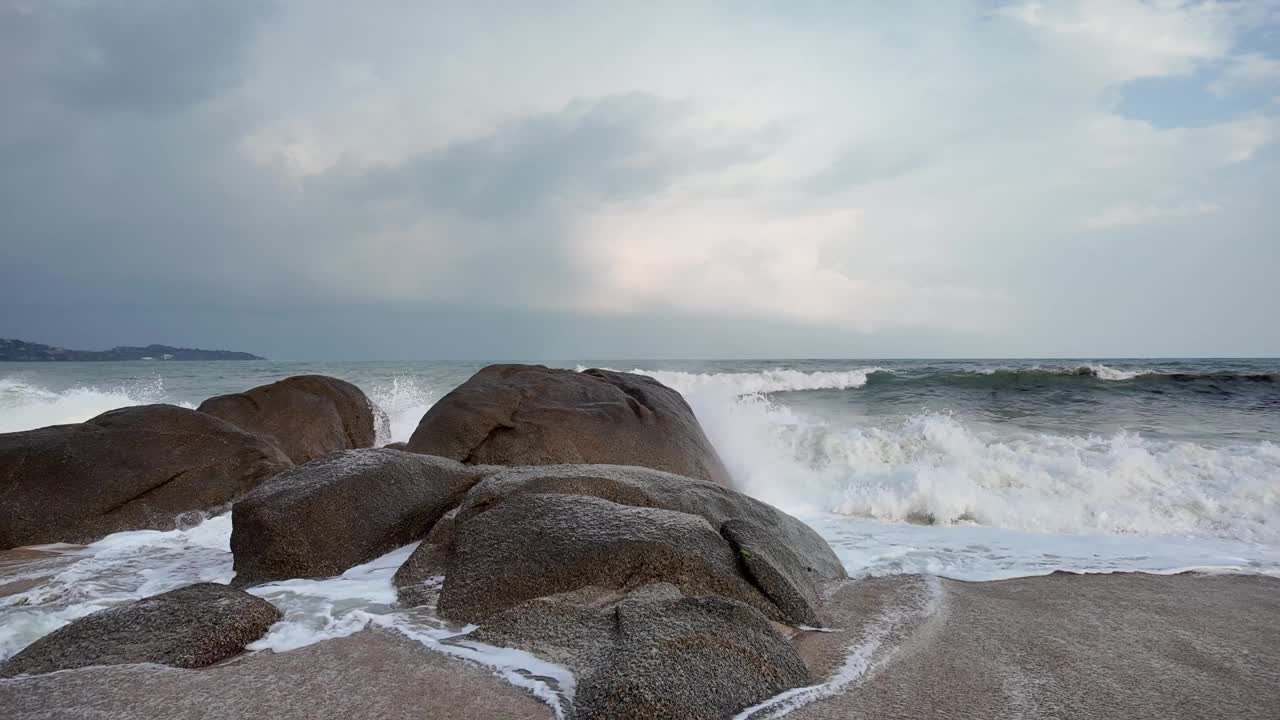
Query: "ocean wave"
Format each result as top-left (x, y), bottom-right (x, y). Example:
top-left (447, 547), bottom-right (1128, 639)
top-left (0, 376), bottom-right (188, 434)
top-left (584, 366), bottom-right (887, 396)
top-left (675, 381), bottom-right (1280, 544)
top-left (875, 366), bottom-right (1278, 388)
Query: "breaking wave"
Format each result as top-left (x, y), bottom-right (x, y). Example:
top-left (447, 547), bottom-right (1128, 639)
top-left (0, 376), bottom-right (188, 434)
top-left (636, 369), bottom-right (1280, 544)
top-left (583, 366), bottom-right (887, 395)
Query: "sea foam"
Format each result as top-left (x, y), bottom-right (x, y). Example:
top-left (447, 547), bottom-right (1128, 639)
top-left (0, 376), bottom-right (188, 433)
top-left (614, 367), bottom-right (1280, 545)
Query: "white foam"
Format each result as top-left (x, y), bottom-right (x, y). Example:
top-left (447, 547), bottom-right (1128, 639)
top-left (366, 376), bottom-right (437, 444)
top-left (669, 372), bottom-right (1280, 544)
top-left (373, 615), bottom-right (576, 719)
top-left (0, 515), bottom-right (234, 660)
top-left (242, 543), bottom-right (575, 717)
top-left (586, 366), bottom-right (885, 396)
top-left (1088, 363), bottom-right (1145, 381)
top-left (0, 376), bottom-right (190, 433)
top-left (734, 576), bottom-right (943, 719)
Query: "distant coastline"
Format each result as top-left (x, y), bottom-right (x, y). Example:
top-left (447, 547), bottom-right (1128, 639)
top-left (0, 338), bottom-right (265, 362)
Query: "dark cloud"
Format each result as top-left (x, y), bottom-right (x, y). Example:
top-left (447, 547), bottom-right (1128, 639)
top-left (333, 94), bottom-right (773, 219)
top-left (2, 1), bottom-right (270, 113)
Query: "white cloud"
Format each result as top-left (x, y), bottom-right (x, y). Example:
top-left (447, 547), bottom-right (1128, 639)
top-left (1001, 0), bottom-right (1247, 81)
top-left (1083, 201), bottom-right (1223, 229)
top-left (1211, 52), bottom-right (1280, 96)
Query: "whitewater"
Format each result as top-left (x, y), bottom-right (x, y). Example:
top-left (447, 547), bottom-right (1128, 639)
top-left (2, 358), bottom-right (1278, 700)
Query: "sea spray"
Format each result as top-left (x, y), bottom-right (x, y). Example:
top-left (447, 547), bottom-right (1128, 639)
top-left (366, 376), bottom-right (438, 444)
top-left (0, 376), bottom-right (185, 433)
top-left (612, 367), bottom-right (1280, 543)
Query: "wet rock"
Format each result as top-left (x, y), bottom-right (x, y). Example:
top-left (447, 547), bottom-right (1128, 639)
top-left (232, 449), bottom-right (488, 585)
top-left (437, 493), bottom-right (777, 623)
top-left (199, 375), bottom-right (387, 465)
top-left (0, 583), bottom-right (281, 677)
top-left (454, 464), bottom-right (846, 623)
top-left (473, 585), bottom-right (811, 720)
top-left (393, 507), bottom-right (459, 607)
top-left (0, 405), bottom-right (292, 549)
top-left (404, 365), bottom-right (731, 486)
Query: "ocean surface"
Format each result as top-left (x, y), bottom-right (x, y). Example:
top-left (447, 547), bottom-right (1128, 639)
top-left (2, 358), bottom-right (1278, 710)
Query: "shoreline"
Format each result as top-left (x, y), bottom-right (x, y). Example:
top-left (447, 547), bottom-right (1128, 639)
top-left (4, 571), bottom-right (1277, 719)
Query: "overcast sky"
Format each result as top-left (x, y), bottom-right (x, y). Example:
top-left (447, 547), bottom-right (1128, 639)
top-left (3, 1), bottom-right (1278, 360)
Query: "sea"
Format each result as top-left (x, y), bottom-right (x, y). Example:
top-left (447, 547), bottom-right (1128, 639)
top-left (2, 358), bottom-right (1278, 712)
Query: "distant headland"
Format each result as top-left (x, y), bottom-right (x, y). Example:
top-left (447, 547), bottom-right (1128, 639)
top-left (0, 338), bottom-right (265, 362)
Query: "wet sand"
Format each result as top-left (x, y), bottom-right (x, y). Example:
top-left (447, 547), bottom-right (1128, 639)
top-left (788, 572), bottom-right (1280, 720)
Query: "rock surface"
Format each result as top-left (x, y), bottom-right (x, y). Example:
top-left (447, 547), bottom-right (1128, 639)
top-left (1, 628), bottom-right (554, 720)
top-left (773, 572), bottom-right (1280, 720)
top-left (0, 405), bottom-right (292, 549)
top-left (405, 365), bottom-right (732, 486)
top-left (448, 464), bottom-right (846, 623)
top-left (199, 374), bottom-right (386, 464)
top-left (437, 492), bottom-right (778, 623)
top-left (393, 507), bottom-right (459, 607)
top-left (0, 583), bottom-right (281, 678)
top-left (474, 585), bottom-right (811, 720)
top-left (415, 462), bottom-right (847, 718)
top-left (232, 449), bottom-right (489, 585)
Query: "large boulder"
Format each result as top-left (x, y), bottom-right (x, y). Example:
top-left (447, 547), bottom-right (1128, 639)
top-left (231, 449), bottom-right (490, 585)
top-left (472, 585), bottom-right (812, 720)
top-left (394, 463), bottom-right (847, 718)
top-left (0, 405), bottom-right (293, 549)
top-left (0, 583), bottom-right (281, 677)
top-left (437, 492), bottom-right (778, 623)
top-left (198, 375), bottom-right (387, 465)
top-left (444, 464), bottom-right (846, 624)
top-left (404, 365), bottom-right (732, 486)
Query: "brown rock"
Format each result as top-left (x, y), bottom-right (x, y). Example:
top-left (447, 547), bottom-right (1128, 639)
top-left (472, 585), bottom-right (811, 720)
top-left (437, 492), bottom-right (778, 623)
top-left (404, 365), bottom-right (731, 486)
top-left (449, 464), bottom-right (846, 624)
top-left (0, 405), bottom-right (292, 549)
top-left (0, 583), bottom-right (281, 677)
top-left (231, 449), bottom-right (489, 585)
top-left (199, 375), bottom-right (386, 464)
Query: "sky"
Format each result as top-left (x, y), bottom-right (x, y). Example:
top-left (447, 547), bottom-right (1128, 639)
top-left (2, 0), bottom-right (1279, 360)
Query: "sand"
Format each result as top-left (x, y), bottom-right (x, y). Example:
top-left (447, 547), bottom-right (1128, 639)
top-left (783, 572), bottom-right (1280, 720)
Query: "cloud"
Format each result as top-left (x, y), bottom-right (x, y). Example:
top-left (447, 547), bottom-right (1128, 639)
top-left (1211, 52), bottom-right (1280, 96)
top-left (2, 0), bottom-right (1279, 357)
top-left (1083, 201), bottom-right (1223, 229)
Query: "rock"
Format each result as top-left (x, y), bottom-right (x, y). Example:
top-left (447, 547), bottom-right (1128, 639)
top-left (0, 583), bottom-right (281, 677)
top-left (722, 518), bottom-right (824, 626)
top-left (383, 441), bottom-right (408, 450)
top-left (472, 586), bottom-right (811, 720)
top-left (393, 507), bottom-right (459, 607)
top-left (437, 492), bottom-right (778, 623)
top-left (232, 449), bottom-right (489, 585)
top-left (404, 365), bottom-right (731, 486)
top-left (1, 628), bottom-right (556, 720)
top-left (198, 375), bottom-right (386, 464)
top-left (0, 405), bottom-right (292, 549)
top-left (451, 464), bottom-right (846, 623)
